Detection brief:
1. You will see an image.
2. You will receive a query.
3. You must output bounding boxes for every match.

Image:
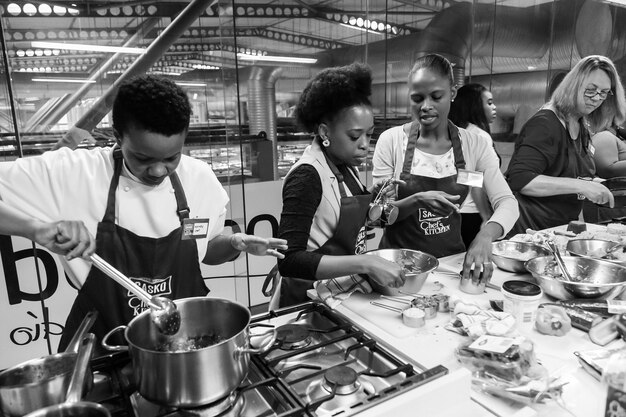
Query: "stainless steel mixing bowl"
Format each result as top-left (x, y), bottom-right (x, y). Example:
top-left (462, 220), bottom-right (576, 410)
top-left (566, 239), bottom-right (625, 266)
top-left (524, 255), bottom-right (626, 300)
top-left (364, 249), bottom-right (438, 296)
top-left (491, 241), bottom-right (551, 273)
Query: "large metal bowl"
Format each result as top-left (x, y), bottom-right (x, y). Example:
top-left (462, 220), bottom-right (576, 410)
top-left (492, 241), bottom-right (551, 273)
top-left (566, 239), bottom-right (626, 265)
top-left (364, 249), bottom-right (438, 296)
top-left (524, 255), bottom-right (626, 300)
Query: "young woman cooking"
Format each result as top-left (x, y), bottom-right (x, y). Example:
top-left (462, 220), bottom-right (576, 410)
top-left (271, 63), bottom-right (405, 308)
top-left (0, 75), bottom-right (287, 351)
top-left (372, 54), bottom-right (518, 285)
top-left (506, 55), bottom-right (626, 234)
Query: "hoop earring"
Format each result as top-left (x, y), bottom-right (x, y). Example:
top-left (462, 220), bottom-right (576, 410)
top-left (322, 137), bottom-right (330, 147)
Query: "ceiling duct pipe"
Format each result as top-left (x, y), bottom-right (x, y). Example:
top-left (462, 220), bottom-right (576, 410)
top-left (53, 0), bottom-right (216, 150)
top-left (325, 1), bottom-right (615, 84)
top-left (247, 66), bottom-right (282, 180)
top-left (324, 2), bottom-right (551, 86)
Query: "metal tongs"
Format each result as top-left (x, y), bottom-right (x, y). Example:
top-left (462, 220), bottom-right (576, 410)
top-left (545, 240), bottom-right (574, 282)
top-left (525, 229), bottom-right (574, 282)
top-left (372, 177), bottom-right (397, 206)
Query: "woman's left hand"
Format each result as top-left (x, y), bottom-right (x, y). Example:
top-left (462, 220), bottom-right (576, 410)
top-left (230, 233), bottom-right (288, 258)
top-left (461, 231), bottom-right (494, 284)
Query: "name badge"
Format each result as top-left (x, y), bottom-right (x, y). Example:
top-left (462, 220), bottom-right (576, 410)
top-left (456, 169), bottom-right (484, 188)
top-left (182, 218), bottom-right (210, 240)
top-left (589, 143), bottom-right (595, 156)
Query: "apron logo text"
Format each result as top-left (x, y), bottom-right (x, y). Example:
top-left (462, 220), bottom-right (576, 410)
top-left (127, 276), bottom-right (173, 316)
top-left (418, 209), bottom-right (451, 235)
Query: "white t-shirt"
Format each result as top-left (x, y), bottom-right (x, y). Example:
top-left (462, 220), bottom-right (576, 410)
top-left (0, 147), bottom-right (229, 287)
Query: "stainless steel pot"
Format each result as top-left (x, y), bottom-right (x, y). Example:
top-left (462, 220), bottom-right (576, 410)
top-left (24, 334), bottom-right (111, 417)
top-left (102, 297), bottom-right (276, 407)
top-left (0, 311), bottom-right (98, 417)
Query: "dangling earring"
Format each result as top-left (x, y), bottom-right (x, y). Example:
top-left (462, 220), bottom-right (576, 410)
top-left (322, 137), bottom-right (330, 147)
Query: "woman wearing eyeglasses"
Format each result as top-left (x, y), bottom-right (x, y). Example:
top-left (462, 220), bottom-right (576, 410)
top-left (506, 55), bottom-right (626, 234)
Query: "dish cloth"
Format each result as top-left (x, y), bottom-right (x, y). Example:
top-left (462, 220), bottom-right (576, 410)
top-left (445, 301), bottom-right (517, 338)
top-left (314, 275), bottom-right (372, 309)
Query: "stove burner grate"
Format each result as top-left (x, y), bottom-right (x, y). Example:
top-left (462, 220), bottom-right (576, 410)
top-left (131, 390), bottom-right (244, 417)
top-left (323, 366), bottom-right (360, 395)
top-left (276, 323), bottom-right (312, 349)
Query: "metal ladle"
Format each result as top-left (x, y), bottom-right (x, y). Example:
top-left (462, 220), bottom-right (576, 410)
top-left (90, 254), bottom-right (181, 335)
top-left (545, 240), bottom-right (574, 282)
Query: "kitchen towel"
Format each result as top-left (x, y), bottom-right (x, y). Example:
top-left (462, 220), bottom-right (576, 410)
top-left (446, 300), bottom-right (516, 338)
top-left (314, 274), bottom-right (372, 309)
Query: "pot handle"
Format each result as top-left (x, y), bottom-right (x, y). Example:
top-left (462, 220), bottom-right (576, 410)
top-left (101, 325), bottom-right (129, 352)
top-left (236, 328), bottom-right (277, 356)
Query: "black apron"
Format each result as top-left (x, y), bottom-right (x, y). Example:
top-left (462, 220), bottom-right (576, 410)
top-left (510, 123), bottom-right (595, 235)
top-left (58, 149), bottom-right (207, 351)
top-left (380, 121), bottom-right (470, 258)
top-left (278, 155), bottom-right (372, 307)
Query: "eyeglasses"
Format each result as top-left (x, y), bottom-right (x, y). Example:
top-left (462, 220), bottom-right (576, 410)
top-left (583, 88), bottom-right (613, 100)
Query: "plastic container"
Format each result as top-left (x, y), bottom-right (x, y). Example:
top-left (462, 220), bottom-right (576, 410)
top-left (455, 335), bottom-right (538, 383)
top-left (459, 276), bottom-right (487, 294)
top-left (501, 280), bottom-right (543, 330)
top-left (599, 348), bottom-right (626, 416)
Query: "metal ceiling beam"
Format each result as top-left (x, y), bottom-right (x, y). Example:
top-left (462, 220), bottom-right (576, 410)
top-left (0, 2), bottom-right (190, 18)
top-left (53, 0), bottom-right (216, 149)
top-left (173, 26), bottom-right (350, 49)
top-left (231, 3), bottom-right (418, 36)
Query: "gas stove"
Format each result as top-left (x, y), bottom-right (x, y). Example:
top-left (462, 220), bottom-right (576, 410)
top-left (84, 301), bottom-right (448, 416)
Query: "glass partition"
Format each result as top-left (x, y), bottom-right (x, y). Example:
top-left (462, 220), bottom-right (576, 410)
top-left (0, 0), bottom-right (625, 311)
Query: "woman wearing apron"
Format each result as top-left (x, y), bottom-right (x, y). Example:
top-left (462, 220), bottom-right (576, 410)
top-left (0, 75), bottom-right (287, 351)
top-left (507, 55), bottom-right (625, 234)
top-left (372, 54), bottom-right (519, 284)
top-left (268, 63), bottom-right (405, 308)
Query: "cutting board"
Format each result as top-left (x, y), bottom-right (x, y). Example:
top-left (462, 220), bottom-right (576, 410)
top-left (339, 254), bottom-right (492, 339)
top-left (340, 292), bottom-right (421, 338)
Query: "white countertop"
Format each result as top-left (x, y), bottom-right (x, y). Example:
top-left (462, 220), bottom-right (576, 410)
top-left (329, 224), bottom-right (617, 417)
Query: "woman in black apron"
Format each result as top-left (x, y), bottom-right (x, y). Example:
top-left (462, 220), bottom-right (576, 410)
top-left (58, 149), bottom-right (208, 351)
top-left (269, 63), bottom-right (405, 308)
top-left (507, 55), bottom-right (624, 234)
top-left (373, 54), bottom-right (519, 284)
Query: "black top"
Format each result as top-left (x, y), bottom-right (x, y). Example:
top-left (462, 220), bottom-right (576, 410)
top-left (507, 110), bottom-right (590, 191)
top-left (277, 163), bottom-right (367, 280)
top-left (505, 109), bottom-right (595, 234)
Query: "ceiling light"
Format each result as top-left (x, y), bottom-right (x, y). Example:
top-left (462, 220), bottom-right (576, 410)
top-left (237, 53), bottom-right (317, 64)
top-left (31, 41), bottom-right (145, 54)
top-left (604, 0), bottom-right (626, 5)
top-left (175, 82), bottom-right (206, 87)
top-left (32, 77), bottom-right (96, 83)
top-left (340, 23), bottom-right (384, 35)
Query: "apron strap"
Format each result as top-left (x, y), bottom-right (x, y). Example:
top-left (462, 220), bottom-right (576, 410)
top-left (102, 148), bottom-right (124, 224)
top-left (402, 121), bottom-right (466, 174)
top-left (321, 148), bottom-right (349, 199)
top-left (448, 122), bottom-right (466, 170)
top-left (169, 173), bottom-right (190, 223)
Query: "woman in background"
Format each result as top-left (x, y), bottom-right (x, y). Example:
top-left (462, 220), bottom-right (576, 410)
top-left (506, 55), bottom-right (626, 234)
top-left (583, 124), bottom-right (626, 222)
top-left (449, 83), bottom-right (498, 247)
top-left (373, 54), bottom-right (518, 285)
top-left (591, 126), bottom-right (626, 179)
top-left (271, 63), bottom-right (405, 308)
